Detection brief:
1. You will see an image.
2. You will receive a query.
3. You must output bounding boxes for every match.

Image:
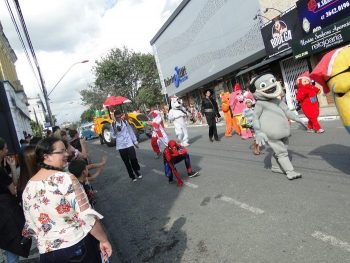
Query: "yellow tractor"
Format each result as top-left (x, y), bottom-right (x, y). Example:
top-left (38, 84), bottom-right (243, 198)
top-left (93, 96), bottom-right (152, 147)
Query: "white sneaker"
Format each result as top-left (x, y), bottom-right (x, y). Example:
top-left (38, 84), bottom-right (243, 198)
top-left (132, 178), bottom-right (137, 182)
top-left (316, 129), bottom-right (325, 133)
top-left (137, 174), bottom-right (142, 179)
top-left (181, 142), bottom-right (190, 147)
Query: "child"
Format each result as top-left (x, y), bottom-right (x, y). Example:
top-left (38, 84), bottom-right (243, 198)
top-left (241, 98), bottom-right (260, 155)
top-left (163, 140), bottom-right (199, 186)
top-left (68, 157), bottom-right (106, 207)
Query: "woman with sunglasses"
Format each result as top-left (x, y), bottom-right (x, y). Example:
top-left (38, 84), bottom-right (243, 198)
top-left (22, 137), bottom-right (112, 262)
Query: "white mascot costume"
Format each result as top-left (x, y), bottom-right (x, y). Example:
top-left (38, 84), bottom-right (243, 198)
top-left (168, 96), bottom-right (189, 147)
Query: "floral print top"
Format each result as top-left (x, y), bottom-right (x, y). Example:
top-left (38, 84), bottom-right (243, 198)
top-left (22, 172), bottom-right (103, 254)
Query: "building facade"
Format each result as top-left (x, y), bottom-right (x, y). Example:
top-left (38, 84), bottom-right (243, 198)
top-left (0, 21), bottom-right (32, 152)
top-left (151, 0), bottom-right (346, 111)
top-left (28, 95), bottom-right (48, 129)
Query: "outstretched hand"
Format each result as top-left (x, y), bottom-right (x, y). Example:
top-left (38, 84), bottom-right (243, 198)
top-left (255, 132), bottom-right (268, 146)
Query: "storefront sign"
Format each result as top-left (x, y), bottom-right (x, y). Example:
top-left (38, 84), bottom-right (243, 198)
top-left (292, 16), bottom-right (350, 59)
top-left (163, 66), bottom-right (188, 88)
top-left (297, 0), bottom-right (350, 35)
top-left (261, 8), bottom-right (303, 57)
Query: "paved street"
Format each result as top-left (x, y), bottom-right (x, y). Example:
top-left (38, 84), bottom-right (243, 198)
top-left (87, 119), bottom-right (350, 263)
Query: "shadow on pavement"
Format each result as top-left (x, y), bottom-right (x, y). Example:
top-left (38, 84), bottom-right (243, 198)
top-left (91, 145), bottom-right (202, 263)
top-left (309, 144), bottom-right (350, 175)
top-left (188, 135), bottom-right (202, 144)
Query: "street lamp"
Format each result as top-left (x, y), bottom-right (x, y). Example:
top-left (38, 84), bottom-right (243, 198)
top-left (48, 60), bottom-right (89, 97)
top-left (43, 60), bottom-right (88, 126)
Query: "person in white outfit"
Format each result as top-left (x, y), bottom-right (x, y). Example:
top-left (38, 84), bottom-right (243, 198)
top-left (168, 96), bottom-right (190, 147)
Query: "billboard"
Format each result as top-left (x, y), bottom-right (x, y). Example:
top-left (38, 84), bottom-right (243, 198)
top-left (297, 0), bottom-right (350, 35)
top-left (292, 16), bottom-right (350, 59)
top-left (151, 0), bottom-right (264, 96)
top-left (261, 8), bottom-right (304, 57)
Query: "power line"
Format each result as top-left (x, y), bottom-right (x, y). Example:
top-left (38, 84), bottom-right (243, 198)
top-left (4, 0), bottom-right (42, 92)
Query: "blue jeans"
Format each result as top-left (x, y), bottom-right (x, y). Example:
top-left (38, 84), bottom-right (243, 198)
top-left (4, 250), bottom-right (19, 263)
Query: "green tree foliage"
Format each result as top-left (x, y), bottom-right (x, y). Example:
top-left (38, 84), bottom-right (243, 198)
top-left (80, 108), bottom-right (95, 123)
top-left (30, 121), bottom-right (42, 137)
top-left (80, 46), bottom-right (162, 110)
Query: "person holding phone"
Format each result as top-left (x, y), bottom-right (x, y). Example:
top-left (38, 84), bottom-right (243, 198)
top-left (110, 109), bottom-right (142, 182)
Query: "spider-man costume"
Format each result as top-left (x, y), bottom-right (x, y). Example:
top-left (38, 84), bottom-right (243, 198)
top-left (163, 140), bottom-right (198, 186)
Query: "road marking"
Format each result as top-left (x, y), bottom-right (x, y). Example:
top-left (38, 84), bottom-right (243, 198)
top-left (216, 195), bottom-right (264, 215)
top-left (312, 231), bottom-right (350, 253)
top-left (139, 163), bottom-right (146, 168)
top-left (152, 169), bottom-right (164, 175)
top-left (184, 182), bottom-right (198, 189)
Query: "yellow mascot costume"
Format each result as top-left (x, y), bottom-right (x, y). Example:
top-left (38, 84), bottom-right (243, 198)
top-left (310, 44), bottom-right (350, 134)
top-left (220, 91), bottom-right (240, 137)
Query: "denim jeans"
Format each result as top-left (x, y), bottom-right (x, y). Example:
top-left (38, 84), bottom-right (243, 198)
top-left (39, 234), bottom-right (100, 263)
top-left (4, 250), bottom-right (19, 263)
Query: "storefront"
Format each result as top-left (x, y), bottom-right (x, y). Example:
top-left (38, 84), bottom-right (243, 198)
top-left (292, 0), bottom-right (350, 105)
top-left (150, 0), bottom-right (266, 108)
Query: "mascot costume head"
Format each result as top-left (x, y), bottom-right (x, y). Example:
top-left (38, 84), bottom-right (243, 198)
top-left (170, 96), bottom-right (183, 110)
top-left (310, 45), bottom-right (350, 134)
top-left (249, 73), bottom-right (283, 100)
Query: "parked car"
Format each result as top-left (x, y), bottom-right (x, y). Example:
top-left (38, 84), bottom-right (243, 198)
top-left (79, 123), bottom-right (98, 140)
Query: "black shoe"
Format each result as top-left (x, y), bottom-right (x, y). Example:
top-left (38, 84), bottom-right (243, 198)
top-left (168, 178), bottom-right (175, 184)
top-left (209, 138), bottom-right (214, 142)
top-left (215, 138), bottom-right (220, 141)
top-left (188, 171), bottom-right (199, 178)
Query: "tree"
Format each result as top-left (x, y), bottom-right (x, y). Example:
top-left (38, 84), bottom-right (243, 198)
top-left (30, 121), bottom-right (42, 137)
top-left (80, 46), bottom-right (162, 110)
top-left (80, 108), bottom-right (95, 123)
top-left (137, 86), bottom-right (163, 107)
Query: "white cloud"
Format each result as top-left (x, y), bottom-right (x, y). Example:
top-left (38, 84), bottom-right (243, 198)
top-left (0, 0), bottom-right (181, 124)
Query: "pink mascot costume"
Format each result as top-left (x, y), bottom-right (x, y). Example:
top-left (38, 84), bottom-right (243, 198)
top-left (296, 72), bottom-right (324, 133)
top-left (229, 84), bottom-right (252, 139)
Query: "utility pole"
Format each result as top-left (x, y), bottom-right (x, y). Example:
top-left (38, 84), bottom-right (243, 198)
top-left (37, 66), bottom-right (54, 126)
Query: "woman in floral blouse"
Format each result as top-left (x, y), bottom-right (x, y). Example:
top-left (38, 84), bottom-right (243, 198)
top-left (22, 137), bottom-right (112, 262)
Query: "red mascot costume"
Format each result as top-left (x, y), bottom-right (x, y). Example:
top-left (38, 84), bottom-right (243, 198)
top-left (296, 72), bottom-right (324, 133)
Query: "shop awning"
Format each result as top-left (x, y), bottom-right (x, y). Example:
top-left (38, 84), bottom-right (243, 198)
top-left (235, 50), bottom-right (292, 77)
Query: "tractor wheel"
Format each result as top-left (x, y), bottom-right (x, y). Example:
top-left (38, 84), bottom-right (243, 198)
top-left (102, 123), bottom-right (116, 147)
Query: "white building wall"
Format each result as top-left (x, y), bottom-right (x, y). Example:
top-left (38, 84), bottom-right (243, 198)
top-left (3, 81), bottom-right (32, 140)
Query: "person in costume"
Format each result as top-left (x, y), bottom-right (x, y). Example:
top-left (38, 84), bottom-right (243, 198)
top-left (220, 91), bottom-right (240, 137)
top-left (202, 89), bottom-right (221, 142)
top-left (229, 84), bottom-right (252, 139)
top-left (168, 96), bottom-right (190, 147)
top-left (163, 140), bottom-right (199, 186)
top-left (149, 110), bottom-right (169, 158)
top-left (310, 44), bottom-right (350, 134)
top-left (249, 73), bottom-right (307, 180)
top-left (296, 72), bottom-right (324, 133)
top-left (241, 98), bottom-right (260, 155)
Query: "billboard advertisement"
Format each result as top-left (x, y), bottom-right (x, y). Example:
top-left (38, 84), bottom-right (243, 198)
top-left (261, 8), bottom-right (304, 57)
top-left (297, 0), bottom-right (350, 35)
top-left (292, 16), bottom-right (350, 59)
top-left (151, 0), bottom-right (264, 96)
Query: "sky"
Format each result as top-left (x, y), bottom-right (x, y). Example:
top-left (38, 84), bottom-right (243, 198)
top-left (0, 0), bottom-right (182, 124)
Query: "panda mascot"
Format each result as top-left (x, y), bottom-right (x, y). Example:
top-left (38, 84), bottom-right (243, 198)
top-left (168, 96), bottom-right (190, 147)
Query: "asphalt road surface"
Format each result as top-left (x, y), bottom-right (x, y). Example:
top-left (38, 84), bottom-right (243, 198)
top-left (87, 119), bottom-right (350, 263)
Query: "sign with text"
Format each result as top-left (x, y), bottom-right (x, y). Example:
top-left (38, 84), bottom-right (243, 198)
top-left (292, 16), bottom-right (350, 59)
top-left (261, 8), bottom-right (304, 57)
top-left (297, 0), bottom-right (350, 35)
